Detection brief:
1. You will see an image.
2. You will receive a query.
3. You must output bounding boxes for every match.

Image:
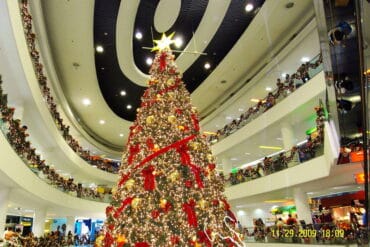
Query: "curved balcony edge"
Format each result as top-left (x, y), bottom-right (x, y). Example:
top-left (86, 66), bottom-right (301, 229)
top-left (212, 71), bottom-right (326, 156)
top-left (4, 0), bottom-right (117, 184)
top-left (225, 121), bottom-right (340, 201)
top-left (0, 132), bottom-right (108, 215)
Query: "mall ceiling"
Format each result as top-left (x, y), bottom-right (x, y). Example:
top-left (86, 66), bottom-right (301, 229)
top-left (38, 0), bottom-right (315, 152)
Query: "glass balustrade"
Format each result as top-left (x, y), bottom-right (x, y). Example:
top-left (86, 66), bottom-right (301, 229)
top-left (0, 119), bottom-right (112, 203)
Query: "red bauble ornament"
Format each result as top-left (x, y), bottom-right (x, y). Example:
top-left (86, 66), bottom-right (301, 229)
top-left (185, 180), bottom-right (192, 188)
top-left (208, 163), bottom-right (216, 171)
top-left (212, 199), bottom-right (219, 206)
top-left (151, 209), bottom-right (160, 219)
top-left (135, 242), bottom-right (149, 247)
top-left (170, 235), bottom-right (180, 245)
top-left (146, 138), bottom-right (154, 150)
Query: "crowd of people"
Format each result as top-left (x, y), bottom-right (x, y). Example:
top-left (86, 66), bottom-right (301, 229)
top-left (20, 0), bottom-right (119, 174)
top-left (224, 105), bottom-right (326, 186)
top-left (0, 75), bottom-right (111, 202)
top-left (207, 54), bottom-right (323, 144)
top-left (1, 226), bottom-right (76, 247)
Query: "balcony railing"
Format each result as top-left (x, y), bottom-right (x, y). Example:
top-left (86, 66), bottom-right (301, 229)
top-left (1, 75), bottom-right (112, 203)
top-left (224, 105), bottom-right (326, 187)
top-left (207, 54), bottom-right (323, 145)
top-left (18, 0), bottom-right (119, 174)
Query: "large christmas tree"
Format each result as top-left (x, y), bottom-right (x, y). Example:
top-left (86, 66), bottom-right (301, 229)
top-left (104, 34), bottom-right (244, 247)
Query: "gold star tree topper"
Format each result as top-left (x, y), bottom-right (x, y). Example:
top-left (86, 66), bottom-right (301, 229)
top-left (151, 32), bottom-right (175, 52)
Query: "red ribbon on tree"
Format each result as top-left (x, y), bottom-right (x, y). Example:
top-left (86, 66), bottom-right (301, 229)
top-left (141, 165), bottom-right (155, 191)
top-left (198, 229), bottom-right (212, 247)
top-left (191, 113), bottom-right (200, 131)
top-left (128, 144), bottom-right (140, 165)
top-left (135, 242), bottom-right (149, 247)
top-left (104, 232), bottom-right (114, 247)
top-left (182, 199), bottom-right (198, 227)
top-left (159, 52), bottom-right (167, 71)
top-left (221, 198), bottom-right (231, 210)
top-left (114, 197), bottom-right (133, 217)
top-left (105, 206), bottom-right (113, 215)
top-left (118, 173), bottom-right (130, 187)
top-left (176, 145), bottom-right (204, 188)
top-left (146, 138), bottom-right (154, 150)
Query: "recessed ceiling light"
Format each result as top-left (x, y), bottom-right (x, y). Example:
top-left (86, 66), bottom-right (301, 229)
top-left (250, 98), bottom-right (260, 102)
top-left (281, 73), bottom-right (287, 78)
top-left (126, 104), bottom-right (132, 109)
top-left (245, 3), bottom-right (254, 12)
top-left (146, 57), bottom-right (153, 65)
top-left (174, 37), bottom-right (183, 48)
top-left (135, 31), bottom-right (143, 40)
top-left (226, 116), bottom-right (232, 120)
top-left (301, 57), bottom-right (310, 63)
top-left (204, 62), bottom-right (211, 70)
top-left (119, 133), bottom-right (124, 137)
top-left (238, 108), bottom-right (244, 112)
top-left (82, 98), bottom-right (91, 106)
top-left (96, 45), bottom-right (104, 53)
top-left (230, 157), bottom-right (238, 161)
top-left (120, 90), bottom-right (126, 96)
top-left (245, 152), bottom-right (251, 155)
top-left (99, 120), bottom-right (105, 125)
top-left (266, 86), bottom-right (272, 91)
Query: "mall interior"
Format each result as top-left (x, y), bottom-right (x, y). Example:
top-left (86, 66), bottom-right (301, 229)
top-left (0, 0), bottom-right (369, 246)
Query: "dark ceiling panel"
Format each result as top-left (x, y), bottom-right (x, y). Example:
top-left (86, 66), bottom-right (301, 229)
top-left (94, 0), bottom-right (265, 122)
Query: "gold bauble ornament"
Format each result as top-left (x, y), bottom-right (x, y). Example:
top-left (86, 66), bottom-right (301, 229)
top-left (195, 242), bottom-right (202, 247)
top-left (167, 92), bottom-right (175, 99)
top-left (153, 144), bottom-right (160, 152)
top-left (156, 94), bottom-right (161, 100)
top-left (125, 179), bottom-right (135, 189)
top-left (169, 171), bottom-right (180, 182)
top-left (207, 154), bottom-right (214, 162)
top-left (166, 78), bottom-right (175, 86)
top-left (111, 186), bottom-right (117, 195)
top-left (190, 142), bottom-right (200, 150)
top-left (132, 198), bottom-right (141, 209)
top-left (191, 106), bottom-right (198, 113)
top-left (167, 115), bottom-right (177, 124)
top-left (198, 199), bottom-right (207, 210)
top-left (178, 125), bottom-right (185, 131)
top-left (146, 115), bottom-right (155, 124)
top-left (116, 234), bottom-right (127, 244)
top-left (160, 199), bottom-right (167, 208)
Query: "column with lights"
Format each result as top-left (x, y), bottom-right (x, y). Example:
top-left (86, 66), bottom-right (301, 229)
top-left (0, 188), bottom-right (10, 237)
top-left (103, 33), bottom-right (245, 247)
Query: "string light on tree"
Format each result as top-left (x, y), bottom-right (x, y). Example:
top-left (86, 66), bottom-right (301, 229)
top-left (103, 32), bottom-right (243, 246)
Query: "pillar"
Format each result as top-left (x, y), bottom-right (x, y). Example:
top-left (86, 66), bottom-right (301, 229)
top-left (281, 122), bottom-right (296, 150)
top-left (293, 187), bottom-right (313, 224)
top-left (221, 157), bottom-right (233, 178)
top-left (32, 207), bottom-right (46, 237)
top-left (0, 188), bottom-right (10, 237)
top-left (66, 216), bottom-right (75, 235)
